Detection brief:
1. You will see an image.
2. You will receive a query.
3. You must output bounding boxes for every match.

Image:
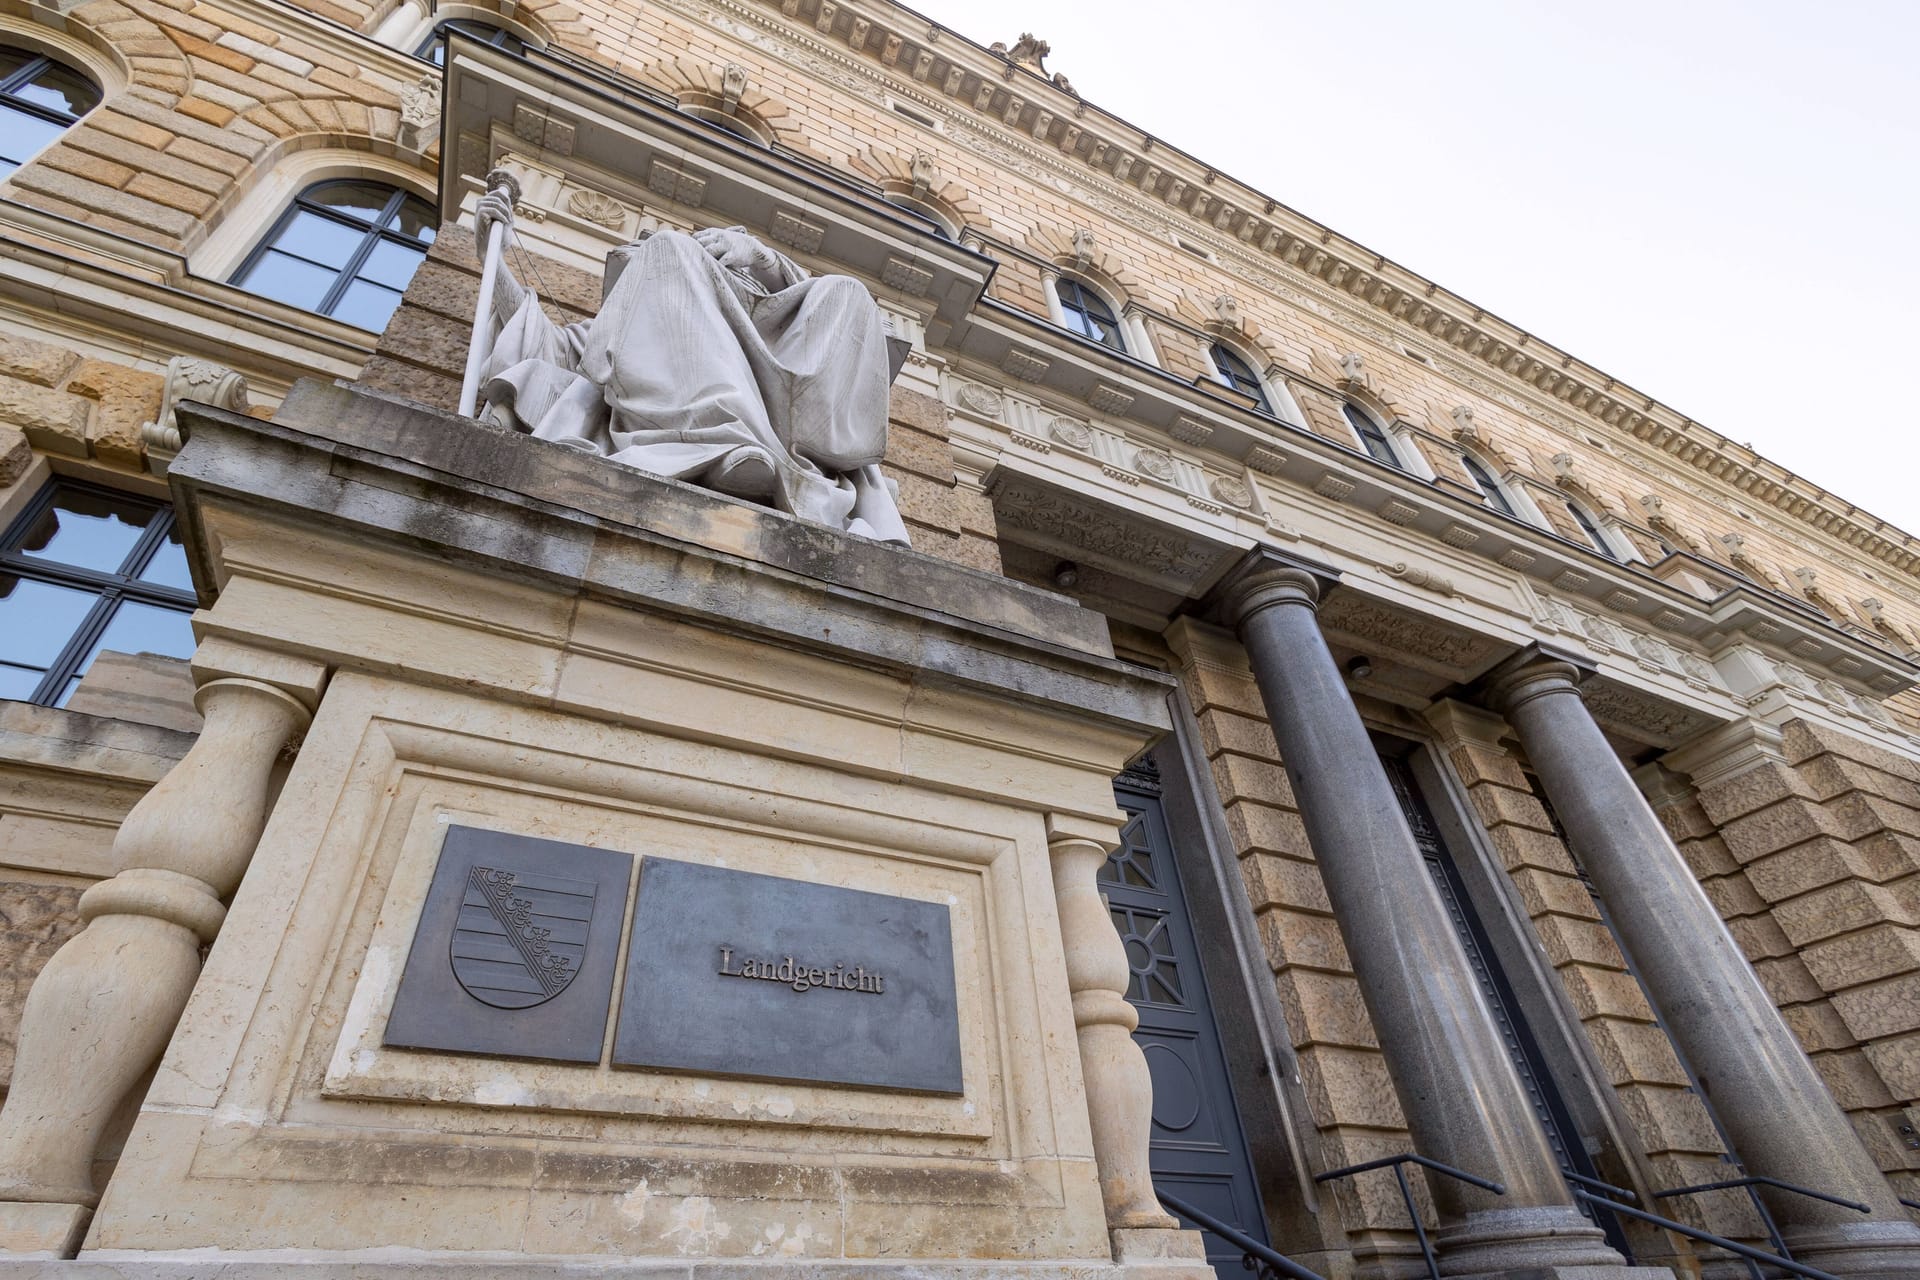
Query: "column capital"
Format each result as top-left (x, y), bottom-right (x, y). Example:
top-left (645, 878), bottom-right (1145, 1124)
top-left (1207, 547), bottom-right (1340, 630)
top-left (1478, 642), bottom-right (1597, 716)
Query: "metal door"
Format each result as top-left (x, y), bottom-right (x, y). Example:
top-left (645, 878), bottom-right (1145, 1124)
top-left (1109, 767), bottom-right (1272, 1276)
top-left (1378, 749), bottom-right (1632, 1257)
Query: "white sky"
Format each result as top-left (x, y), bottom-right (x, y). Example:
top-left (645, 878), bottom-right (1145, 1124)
top-left (922, 0), bottom-right (1920, 542)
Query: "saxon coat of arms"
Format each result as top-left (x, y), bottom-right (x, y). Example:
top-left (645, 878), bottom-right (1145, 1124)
top-left (450, 865), bottom-right (593, 1008)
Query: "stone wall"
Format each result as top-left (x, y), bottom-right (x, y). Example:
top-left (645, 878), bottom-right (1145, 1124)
top-left (1670, 721), bottom-right (1920, 1202)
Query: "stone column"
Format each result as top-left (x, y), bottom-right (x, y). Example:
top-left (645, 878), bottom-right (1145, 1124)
top-left (0, 672), bottom-right (311, 1252)
top-left (1485, 647), bottom-right (1920, 1278)
top-left (1218, 555), bottom-right (1628, 1277)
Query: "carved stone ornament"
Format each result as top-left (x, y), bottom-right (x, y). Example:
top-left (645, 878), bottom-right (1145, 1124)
top-left (399, 73), bottom-right (439, 151)
top-left (909, 151), bottom-right (937, 200)
top-left (955, 383), bottom-right (1005, 416)
top-left (1133, 448), bottom-right (1176, 482)
top-left (1003, 32), bottom-right (1051, 74)
top-left (1209, 476), bottom-right (1254, 509)
top-left (991, 477), bottom-right (1218, 586)
top-left (1049, 417), bottom-right (1094, 450)
top-left (1385, 563), bottom-right (1454, 596)
top-left (1211, 293), bottom-right (1242, 328)
top-left (565, 188), bottom-right (628, 230)
top-left (140, 355), bottom-right (249, 474)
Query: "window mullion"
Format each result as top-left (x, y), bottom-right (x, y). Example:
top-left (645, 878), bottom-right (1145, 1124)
top-left (28, 591), bottom-right (118, 706)
top-left (317, 223), bottom-right (381, 317)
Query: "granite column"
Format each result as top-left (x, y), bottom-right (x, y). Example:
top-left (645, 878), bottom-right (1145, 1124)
top-left (1220, 557), bottom-right (1627, 1277)
top-left (1486, 647), bottom-right (1920, 1278)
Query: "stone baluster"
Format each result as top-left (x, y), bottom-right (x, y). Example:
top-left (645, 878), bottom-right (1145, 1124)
top-left (0, 675), bottom-right (310, 1232)
top-left (1485, 646), bottom-right (1920, 1277)
top-left (1047, 814), bottom-right (1179, 1239)
top-left (1217, 553), bottom-right (1632, 1277)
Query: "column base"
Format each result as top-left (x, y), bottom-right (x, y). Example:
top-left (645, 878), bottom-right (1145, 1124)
top-left (1790, 1217), bottom-right (1920, 1279)
top-left (1110, 1225), bottom-right (1212, 1278)
top-left (0, 1201), bottom-right (89, 1258)
top-left (1450, 1269), bottom-right (1675, 1280)
top-left (1433, 1205), bottom-right (1638, 1277)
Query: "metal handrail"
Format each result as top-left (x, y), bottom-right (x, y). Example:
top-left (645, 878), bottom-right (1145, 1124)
top-left (1154, 1189), bottom-right (1325, 1280)
top-left (1316, 1153), bottom-right (1504, 1280)
top-left (1569, 1187), bottom-right (1845, 1280)
top-left (1655, 1172), bottom-right (1871, 1275)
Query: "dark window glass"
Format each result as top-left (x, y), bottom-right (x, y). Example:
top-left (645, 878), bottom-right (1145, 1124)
top-left (0, 47), bottom-right (100, 178)
top-left (1209, 344), bottom-right (1271, 414)
top-left (1461, 453), bottom-right (1517, 518)
top-left (1056, 277), bottom-right (1126, 353)
top-left (414, 18), bottom-right (522, 66)
top-left (1344, 403), bottom-right (1401, 469)
top-left (233, 180), bottom-right (436, 331)
top-left (0, 482), bottom-right (197, 707)
top-left (1568, 501), bottom-right (1619, 560)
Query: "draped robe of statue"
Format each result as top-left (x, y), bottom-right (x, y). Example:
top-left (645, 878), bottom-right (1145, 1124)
top-left (474, 227), bottom-right (910, 544)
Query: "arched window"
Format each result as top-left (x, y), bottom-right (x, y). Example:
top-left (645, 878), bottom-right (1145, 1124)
top-left (1344, 403), bottom-right (1401, 469)
top-left (1056, 276), bottom-right (1126, 353)
top-left (231, 180), bottom-right (436, 332)
top-left (1566, 500), bottom-right (1619, 561)
top-left (0, 46), bottom-right (101, 179)
top-left (414, 17), bottom-right (522, 66)
top-left (1461, 452), bottom-right (1517, 518)
top-left (1209, 344), bottom-right (1271, 415)
top-left (884, 194), bottom-right (955, 240)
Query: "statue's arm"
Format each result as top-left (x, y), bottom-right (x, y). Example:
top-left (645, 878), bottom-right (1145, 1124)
top-left (473, 189), bottom-right (530, 336)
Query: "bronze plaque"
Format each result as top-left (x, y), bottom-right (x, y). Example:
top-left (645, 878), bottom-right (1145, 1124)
top-left (612, 858), bottom-right (963, 1093)
top-left (385, 825), bottom-right (633, 1063)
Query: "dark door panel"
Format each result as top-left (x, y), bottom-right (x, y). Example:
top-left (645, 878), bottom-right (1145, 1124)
top-left (1109, 771), bottom-right (1271, 1276)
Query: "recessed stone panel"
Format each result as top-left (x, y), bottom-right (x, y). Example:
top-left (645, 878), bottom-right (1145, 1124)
top-left (613, 857), bottom-right (963, 1093)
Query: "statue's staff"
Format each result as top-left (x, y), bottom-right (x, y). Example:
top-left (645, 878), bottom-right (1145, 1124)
top-left (459, 168), bottom-right (522, 419)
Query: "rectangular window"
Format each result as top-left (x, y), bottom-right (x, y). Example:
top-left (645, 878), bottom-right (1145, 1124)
top-left (1, 481), bottom-right (197, 707)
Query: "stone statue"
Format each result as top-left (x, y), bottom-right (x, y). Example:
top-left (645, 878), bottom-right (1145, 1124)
top-left (469, 188), bottom-right (910, 544)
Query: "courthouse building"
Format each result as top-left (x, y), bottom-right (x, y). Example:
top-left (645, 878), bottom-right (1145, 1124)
top-left (2, 0), bottom-right (1920, 1276)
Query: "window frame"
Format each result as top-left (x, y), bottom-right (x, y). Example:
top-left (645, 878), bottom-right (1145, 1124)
top-left (1344, 401), bottom-right (1403, 470)
top-left (412, 17), bottom-right (522, 65)
top-left (1208, 343), bottom-right (1272, 415)
top-left (1565, 499), bottom-right (1622, 562)
top-left (1460, 451), bottom-right (1520, 519)
top-left (0, 46), bottom-right (101, 178)
top-left (1054, 274), bottom-right (1128, 354)
top-left (229, 180), bottom-right (436, 329)
top-left (0, 480), bottom-right (197, 707)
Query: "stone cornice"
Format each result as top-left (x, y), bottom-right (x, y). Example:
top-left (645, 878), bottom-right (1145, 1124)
top-left (716, 0), bottom-right (1918, 581)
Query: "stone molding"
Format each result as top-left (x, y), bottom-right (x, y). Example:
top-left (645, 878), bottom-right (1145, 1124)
top-left (712, 0), bottom-right (1919, 581)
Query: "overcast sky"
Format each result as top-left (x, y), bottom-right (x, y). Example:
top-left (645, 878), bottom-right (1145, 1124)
top-left (927, 0), bottom-right (1919, 541)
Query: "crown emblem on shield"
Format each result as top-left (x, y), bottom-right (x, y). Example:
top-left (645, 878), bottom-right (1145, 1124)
top-left (450, 865), bottom-right (593, 1008)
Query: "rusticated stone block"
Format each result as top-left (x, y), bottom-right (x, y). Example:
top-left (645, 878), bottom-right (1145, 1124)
top-left (1254, 906), bottom-right (1349, 972)
top-left (1772, 879), bottom-right (1915, 948)
top-left (1861, 1031), bottom-right (1920, 1098)
top-left (1781, 999), bottom-right (1861, 1054)
top-left (1831, 971), bottom-right (1920, 1042)
top-left (1727, 911), bottom-right (1794, 961)
top-left (1695, 761), bottom-right (1817, 825)
top-left (1238, 850), bottom-right (1330, 915)
top-left (0, 335), bottom-right (80, 387)
top-left (1507, 865), bottom-right (1598, 919)
top-left (1700, 872), bottom-right (1768, 918)
top-left (1485, 823), bottom-right (1580, 876)
top-left (1802, 923), bottom-right (1920, 994)
top-left (66, 358), bottom-right (164, 468)
top-left (1532, 913), bottom-right (1628, 970)
top-left (1559, 965), bottom-right (1654, 1021)
top-left (1810, 1045), bottom-right (1897, 1111)
top-left (0, 377), bottom-right (89, 454)
top-left (1209, 751), bottom-right (1293, 807)
top-left (1465, 780), bottom-right (1555, 833)
top-left (1617, 1081), bottom-right (1724, 1153)
top-left (886, 384), bottom-right (948, 436)
top-left (1750, 954), bottom-right (1827, 1006)
top-left (1223, 799), bottom-right (1312, 860)
top-left (0, 425), bottom-right (30, 487)
top-left (351, 354), bottom-right (460, 413)
top-left (0, 879), bottom-right (85, 1085)
top-left (1274, 968), bottom-right (1378, 1049)
top-left (1582, 1018), bottom-right (1690, 1088)
top-left (881, 422), bottom-right (956, 481)
top-left (1443, 740), bottom-right (1528, 789)
top-left (1192, 704), bottom-right (1278, 760)
top-left (1296, 1045), bottom-right (1403, 1129)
